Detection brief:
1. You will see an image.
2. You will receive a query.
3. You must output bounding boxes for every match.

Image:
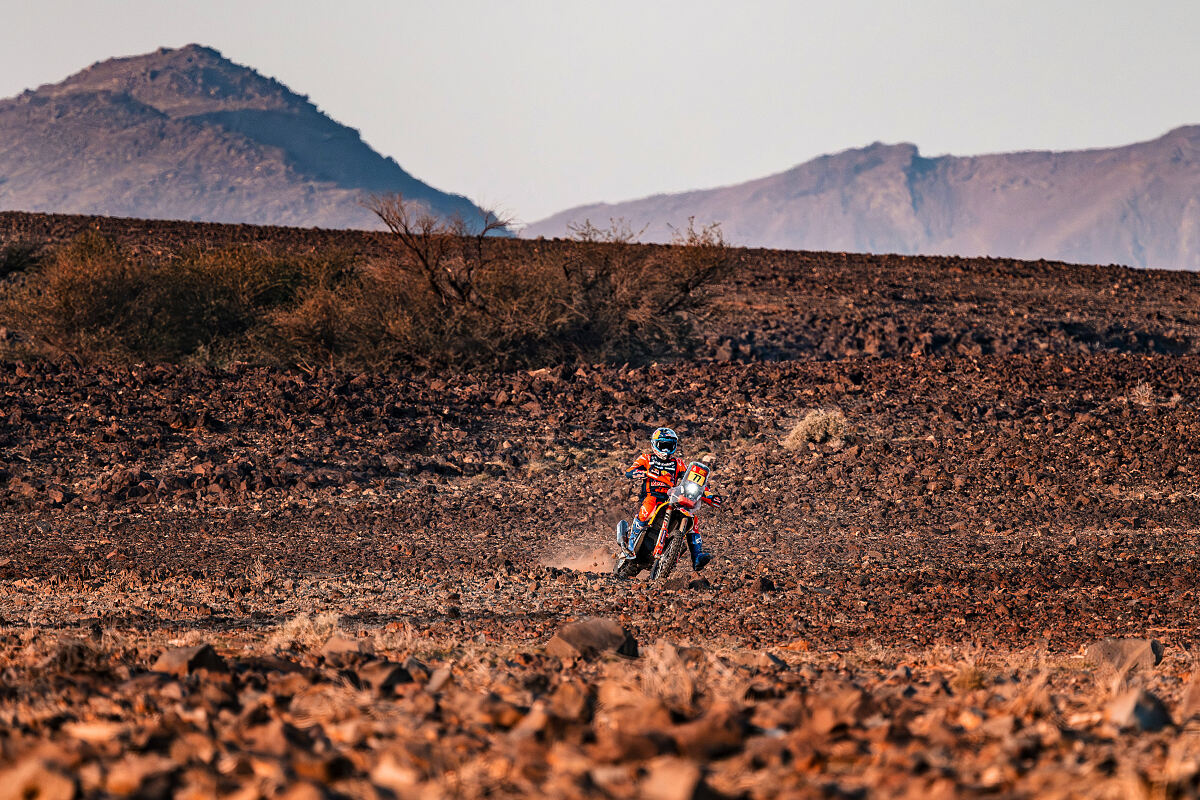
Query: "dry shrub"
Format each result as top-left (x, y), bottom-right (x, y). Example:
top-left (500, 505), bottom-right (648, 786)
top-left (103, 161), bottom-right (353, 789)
top-left (5, 232), bottom-right (147, 357)
top-left (40, 637), bottom-right (108, 674)
top-left (247, 556), bottom-right (272, 589)
top-left (148, 246), bottom-right (326, 359)
top-left (1129, 382), bottom-right (1154, 407)
top-left (352, 196), bottom-right (739, 368)
top-left (35, 632), bottom-right (133, 676)
top-left (267, 612), bottom-right (341, 653)
top-left (3, 201), bottom-right (737, 370)
top-left (2, 231), bottom-right (347, 363)
top-left (783, 408), bottom-right (848, 450)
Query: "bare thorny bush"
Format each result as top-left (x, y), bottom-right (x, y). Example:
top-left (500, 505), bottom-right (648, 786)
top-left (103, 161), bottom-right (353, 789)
top-left (340, 194), bottom-right (740, 368)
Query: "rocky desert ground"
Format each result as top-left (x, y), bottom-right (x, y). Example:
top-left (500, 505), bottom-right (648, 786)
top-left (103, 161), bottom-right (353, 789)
top-left (4, 212), bottom-right (1200, 798)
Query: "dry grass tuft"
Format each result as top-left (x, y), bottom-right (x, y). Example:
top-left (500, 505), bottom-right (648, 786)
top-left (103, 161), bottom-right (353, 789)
top-left (1129, 382), bottom-right (1154, 407)
top-left (783, 408), bottom-right (848, 450)
top-left (640, 640), bottom-right (697, 713)
top-left (247, 556), bottom-right (271, 589)
top-left (951, 662), bottom-right (987, 692)
top-left (267, 612), bottom-right (341, 653)
top-left (374, 619), bottom-right (430, 655)
top-left (168, 629), bottom-right (210, 648)
top-left (1005, 668), bottom-right (1057, 719)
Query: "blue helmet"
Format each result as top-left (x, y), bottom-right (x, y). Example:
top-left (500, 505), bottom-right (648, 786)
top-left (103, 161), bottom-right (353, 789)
top-left (651, 427), bottom-right (679, 457)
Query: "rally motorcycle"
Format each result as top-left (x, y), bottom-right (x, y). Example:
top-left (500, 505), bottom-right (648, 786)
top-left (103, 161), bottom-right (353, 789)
top-left (614, 461), bottom-right (713, 581)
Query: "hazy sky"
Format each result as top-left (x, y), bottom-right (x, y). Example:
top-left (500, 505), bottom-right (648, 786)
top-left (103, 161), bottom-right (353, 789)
top-left (3, 1), bottom-right (1199, 223)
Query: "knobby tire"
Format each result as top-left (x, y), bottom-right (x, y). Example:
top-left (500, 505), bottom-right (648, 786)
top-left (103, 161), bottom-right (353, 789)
top-left (651, 515), bottom-right (686, 582)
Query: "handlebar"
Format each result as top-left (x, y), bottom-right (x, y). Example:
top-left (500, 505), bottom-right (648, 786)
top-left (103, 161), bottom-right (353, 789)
top-left (628, 469), bottom-right (670, 480)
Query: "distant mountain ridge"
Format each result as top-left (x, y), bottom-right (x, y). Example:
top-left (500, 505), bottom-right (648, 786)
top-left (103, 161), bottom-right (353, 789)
top-left (526, 127), bottom-right (1200, 269)
top-left (0, 44), bottom-right (484, 229)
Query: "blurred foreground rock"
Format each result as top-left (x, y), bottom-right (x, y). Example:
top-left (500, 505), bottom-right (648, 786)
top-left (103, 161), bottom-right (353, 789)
top-left (545, 617), bottom-right (639, 659)
top-left (1085, 638), bottom-right (1164, 673)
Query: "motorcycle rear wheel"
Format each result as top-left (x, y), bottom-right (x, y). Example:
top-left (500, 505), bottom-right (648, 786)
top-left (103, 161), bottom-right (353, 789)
top-left (613, 554), bottom-right (641, 578)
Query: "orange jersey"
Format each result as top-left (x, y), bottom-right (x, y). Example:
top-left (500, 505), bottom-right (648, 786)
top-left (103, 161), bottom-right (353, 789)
top-left (625, 452), bottom-right (721, 506)
top-left (625, 451), bottom-right (686, 499)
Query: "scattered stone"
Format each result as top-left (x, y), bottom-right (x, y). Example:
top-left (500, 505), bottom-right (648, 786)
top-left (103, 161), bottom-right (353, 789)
top-left (548, 680), bottom-right (591, 721)
top-left (103, 753), bottom-right (176, 795)
top-left (1085, 638), bottom-right (1164, 673)
top-left (544, 617), bottom-right (638, 660)
top-left (757, 651), bottom-right (786, 670)
top-left (672, 701), bottom-right (748, 759)
top-left (152, 643), bottom-right (227, 677)
top-left (357, 660), bottom-right (413, 693)
top-left (320, 633), bottom-right (373, 664)
top-left (640, 757), bottom-right (708, 800)
top-left (0, 759), bottom-right (76, 800)
top-left (1180, 673), bottom-right (1200, 721)
top-left (426, 666), bottom-right (454, 693)
top-left (1108, 688), bottom-right (1173, 731)
top-left (403, 656), bottom-right (431, 682)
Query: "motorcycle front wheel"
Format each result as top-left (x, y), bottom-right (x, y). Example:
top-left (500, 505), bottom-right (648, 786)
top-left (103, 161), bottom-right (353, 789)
top-left (649, 515), bottom-right (687, 581)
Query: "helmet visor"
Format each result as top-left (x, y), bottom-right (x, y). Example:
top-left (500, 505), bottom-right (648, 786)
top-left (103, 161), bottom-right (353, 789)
top-left (652, 437), bottom-right (677, 455)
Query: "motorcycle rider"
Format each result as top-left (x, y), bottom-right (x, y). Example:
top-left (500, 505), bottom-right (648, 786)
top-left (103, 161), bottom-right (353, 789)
top-left (622, 427), bottom-right (721, 571)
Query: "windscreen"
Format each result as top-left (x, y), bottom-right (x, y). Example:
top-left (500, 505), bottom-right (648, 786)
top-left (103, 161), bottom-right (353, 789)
top-left (680, 462), bottom-right (710, 501)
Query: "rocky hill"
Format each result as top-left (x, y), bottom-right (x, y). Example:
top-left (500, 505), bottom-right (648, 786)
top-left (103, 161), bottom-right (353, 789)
top-left (527, 126), bottom-right (1200, 269)
top-left (0, 45), bottom-right (485, 229)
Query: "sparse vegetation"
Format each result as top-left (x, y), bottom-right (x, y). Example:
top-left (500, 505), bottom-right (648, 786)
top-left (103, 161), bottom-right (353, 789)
top-left (783, 408), bottom-right (848, 449)
top-left (0, 202), bottom-right (738, 369)
top-left (347, 197), bottom-right (738, 368)
top-left (247, 556), bottom-right (272, 589)
top-left (0, 231), bottom-right (346, 363)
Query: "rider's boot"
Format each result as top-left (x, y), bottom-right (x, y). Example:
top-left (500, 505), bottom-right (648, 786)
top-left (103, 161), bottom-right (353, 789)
top-left (625, 519), bottom-right (647, 558)
top-left (687, 530), bottom-right (711, 572)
